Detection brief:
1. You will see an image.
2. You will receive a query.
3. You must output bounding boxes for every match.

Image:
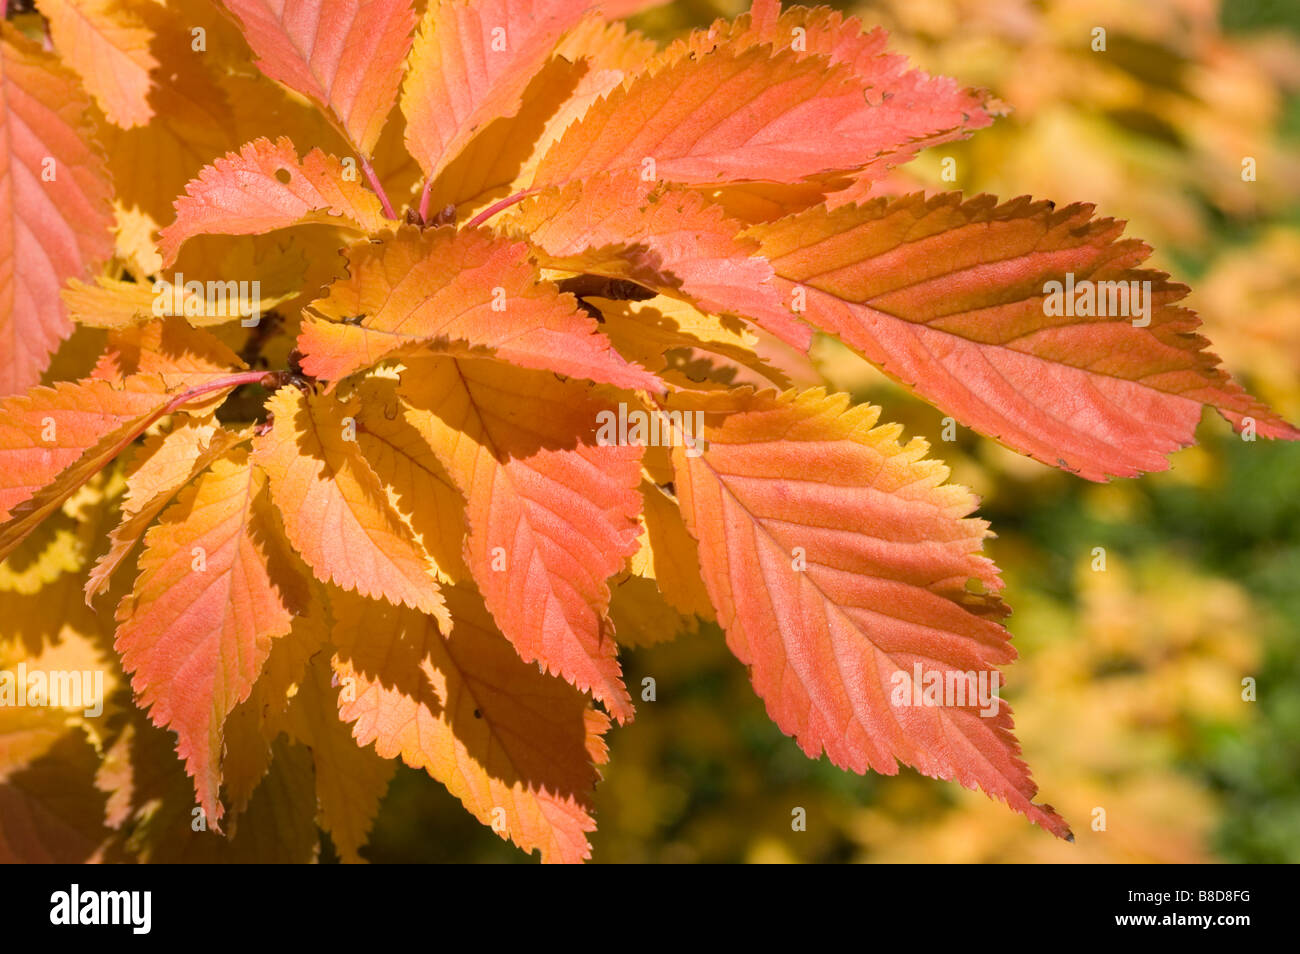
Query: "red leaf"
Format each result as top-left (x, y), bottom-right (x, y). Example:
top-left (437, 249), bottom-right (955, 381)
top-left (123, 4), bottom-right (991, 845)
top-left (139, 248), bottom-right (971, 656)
top-left (660, 0), bottom-right (994, 193)
top-left (533, 18), bottom-right (988, 197)
top-left (0, 374), bottom-right (171, 520)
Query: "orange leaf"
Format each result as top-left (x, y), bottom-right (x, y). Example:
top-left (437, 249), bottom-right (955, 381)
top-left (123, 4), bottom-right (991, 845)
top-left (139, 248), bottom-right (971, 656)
top-left (158, 137), bottom-right (387, 266)
top-left (296, 225), bottom-right (661, 390)
top-left (658, 0), bottom-right (993, 196)
top-left (749, 194), bottom-right (1300, 480)
top-left (252, 386), bottom-right (451, 623)
top-left (532, 35), bottom-right (973, 192)
top-left (332, 585), bottom-right (609, 863)
top-left (91, 319), bottom-right (247, 392)
top-left (271, 652), bottom-right (396, 863)
top-left (423, 50), bottom-right (591, 216)
top-left (0, 25), bottom-right (113, 395)
top-left (85, 423), bottom-right (252, 602)
top-left (351, 377), bottom-right (468, 581)
top-left (401, 357), bottom-right (641, 722)
top-left (0, 373), bottom-right (238, 562)
top-left (400, 0), bottom-right (592, 182)
top-left (0, 374), bottom-right (171, 520)
top-left (671, 388), bottom-right (1071, 839)
top-left (113, 448), bottom-right (307, 828)
top-left (36, 0), bottom-right (157, 128)
top-left (512, 172), bottom-right (811, 349)
top-left (219, 0), bottom-right (415, 155)
top-left (222, 582), bottom-right (330, 815)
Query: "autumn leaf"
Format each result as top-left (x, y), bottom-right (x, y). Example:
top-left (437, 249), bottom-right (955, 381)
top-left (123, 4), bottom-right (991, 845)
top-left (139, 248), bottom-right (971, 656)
top-left (589, 294), bottom-right (790, 392)
top-left (0, 24), bottom-right (113, 395)
top-left (3, 0), bottom-right (1293, 864)
top-left (271, 653), bottom-right (396, 863)
top-left (531, 29), bottom-right (983, 193)
top-left (0, 374), bottom-right (172, 520)
top-left (91, 319), bottom-right (248, 395)
top-left (401, 357), bottom-right (642, 723)
top-left (221, 582), bottom-right (330, 815)
top-left (113, 448), bottom-right (307, 829)
top-left (0, 375), bottom-right (221, 562)
top-left (94, 7), bottom-right (240, 257)
top-left (657, 0), bottom-right (994, 201)
top-left (510, 171), bottom-right (811, 350)
top-left (253, 386), bottom-right (451, 623)
top-left (400, 0), bottom-right (592, 185)
top-left (750, 194), bottom-right (1300, 479)
top-left (85, 422), bottom-right (252, 602)
top-left (332, 585), bottom-right (609, 863)
top-left (219, 0), bottom-right (416, 156)
top-left (350, 377), bottom-right (469, 581)
top-left (297, 225), bottom-right (662, 390)
top-left (159, 137), bottom-right (388, 265)
top-left (670, 388), bottom-right (1071, 838)
top-left (98, 715), bottom-right (321, 862)
top-left (633, 478), bottom-right (713, 620)
top-left (36, 0), bottom-right (158, 128)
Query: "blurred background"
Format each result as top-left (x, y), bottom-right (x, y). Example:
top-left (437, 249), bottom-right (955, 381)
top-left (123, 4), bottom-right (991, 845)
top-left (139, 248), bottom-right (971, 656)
top-left (363, 0), bottom-right (1300, 863)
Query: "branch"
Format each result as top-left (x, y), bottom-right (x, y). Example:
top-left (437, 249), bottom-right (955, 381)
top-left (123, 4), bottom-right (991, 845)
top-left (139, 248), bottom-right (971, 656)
top-left (464, 189), bottom-right (538, 230)
top-left (359, 154), bottom-right (398, 220)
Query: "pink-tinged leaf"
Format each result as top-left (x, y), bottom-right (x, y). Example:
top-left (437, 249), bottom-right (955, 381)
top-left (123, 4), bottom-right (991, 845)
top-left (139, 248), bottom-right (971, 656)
top-left (0, 25), bottom-right (114, 395)
top-left (672, 388), bottom-right (1071, 839)
top-left (332, 585), bottom-right (609, 863)
top-left (749, 194), bottom-right (1300, 480)
top-left (400, 0), bottom-right (592, 182)
top-left (158, 137), bottom-right (387, 266)
top-left (0, 374), bottom-right (171, 520)
top-left (511, 171), bottom-right (811, 350)
top-left (297, 225), bottom-right (661, 390)
top-left (660, 0), bottom-right (994, 197)
top-left (0, 375), bottom-right (228, 563)
top-left (401, 357), bottom-right (642, 723)
top-left (252, 386), bottom-right (451, 623)
top-left (219, 0), bottom-right (416, 155)
top-left (114, 448), bottom-right (307, 828)
top-left (532, 32), bottom-right (984, 193)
